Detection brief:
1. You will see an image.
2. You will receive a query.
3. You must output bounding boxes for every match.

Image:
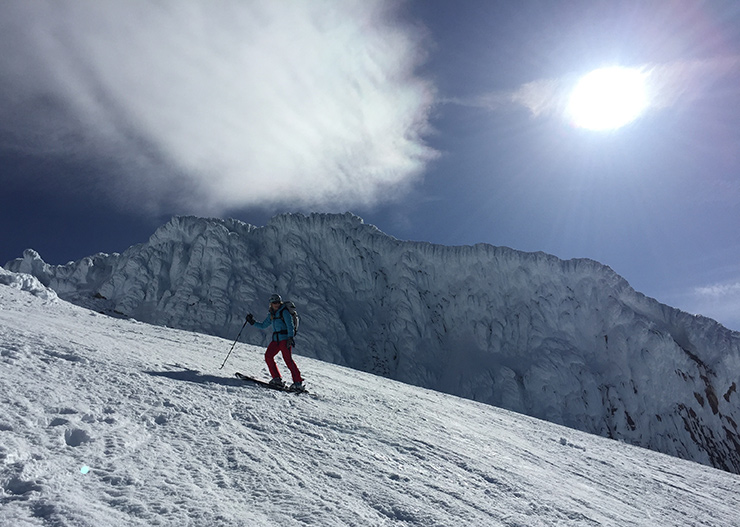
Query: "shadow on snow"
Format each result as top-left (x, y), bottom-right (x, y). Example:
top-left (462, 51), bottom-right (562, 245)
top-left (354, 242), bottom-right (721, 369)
top-left (144, 367), bottom-right (245, 387)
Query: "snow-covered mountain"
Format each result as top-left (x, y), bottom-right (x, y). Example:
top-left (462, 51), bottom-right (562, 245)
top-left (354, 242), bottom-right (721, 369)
top-left (2, 273), bottom-right (739, 526)
top-left (5, 213), bottom-right (740, 475)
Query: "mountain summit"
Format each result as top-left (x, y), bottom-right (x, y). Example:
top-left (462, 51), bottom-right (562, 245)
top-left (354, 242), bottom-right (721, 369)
top-left (6, 213), bottom-right (740, 473)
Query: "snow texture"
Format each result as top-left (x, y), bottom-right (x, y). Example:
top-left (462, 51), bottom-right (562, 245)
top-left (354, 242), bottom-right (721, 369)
top-left (5, 213), bottom-right (740, 475)
top-left (1, 279), bottom-right (739, 526)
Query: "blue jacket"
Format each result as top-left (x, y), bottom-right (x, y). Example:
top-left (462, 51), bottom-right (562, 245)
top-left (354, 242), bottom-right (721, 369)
top-left (254, 304), bottom-right (295, 342)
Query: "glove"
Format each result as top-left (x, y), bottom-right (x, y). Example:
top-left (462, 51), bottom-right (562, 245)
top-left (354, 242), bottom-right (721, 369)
top-left (287, 337), bottom-right (295, 348)
top-left (245, 313), bottom-right (255, 325)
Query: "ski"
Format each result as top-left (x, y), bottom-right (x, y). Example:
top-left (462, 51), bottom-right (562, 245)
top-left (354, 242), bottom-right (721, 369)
top-left (234, 372), bottom-right (308, 394)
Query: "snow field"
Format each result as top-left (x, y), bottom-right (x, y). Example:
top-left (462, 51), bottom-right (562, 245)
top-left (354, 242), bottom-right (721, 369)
top-left (1, 283), bottom-right (739, 526)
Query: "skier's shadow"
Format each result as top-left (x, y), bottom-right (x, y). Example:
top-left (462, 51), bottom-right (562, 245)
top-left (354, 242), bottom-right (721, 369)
top-left (144, 367), bottom-right (243, 387)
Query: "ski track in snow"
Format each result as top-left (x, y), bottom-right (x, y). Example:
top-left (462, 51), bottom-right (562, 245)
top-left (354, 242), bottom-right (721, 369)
top-left (1, 284), bottom-right (739, 526)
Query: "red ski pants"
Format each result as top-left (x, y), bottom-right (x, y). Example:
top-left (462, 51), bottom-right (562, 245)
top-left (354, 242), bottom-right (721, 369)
top-left (265, 340), bottom-right (302, 383)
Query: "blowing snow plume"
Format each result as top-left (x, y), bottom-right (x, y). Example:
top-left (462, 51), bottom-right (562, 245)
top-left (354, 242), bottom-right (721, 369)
top-left (0, 0), bottom-right (436, 213)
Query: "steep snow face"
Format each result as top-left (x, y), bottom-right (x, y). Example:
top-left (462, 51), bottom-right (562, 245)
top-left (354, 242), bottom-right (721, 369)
top-left (3, 281), bottom-right (739, 526)
top-left (6, 213), bottom-right (740, 473)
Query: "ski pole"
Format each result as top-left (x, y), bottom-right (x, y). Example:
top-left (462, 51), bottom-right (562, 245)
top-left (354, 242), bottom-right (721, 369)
top-left (219, 318), bottom-right (249, 370)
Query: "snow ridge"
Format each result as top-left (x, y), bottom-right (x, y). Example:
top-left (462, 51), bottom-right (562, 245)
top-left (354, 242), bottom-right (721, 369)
top-left (5, 213), bottom-right (740, 474)
top-left (0, 267), bottom-right (58, 301)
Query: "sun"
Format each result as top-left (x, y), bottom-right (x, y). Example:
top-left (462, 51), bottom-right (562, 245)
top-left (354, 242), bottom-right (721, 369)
top-left (567, 67), bottom-right (648, 131)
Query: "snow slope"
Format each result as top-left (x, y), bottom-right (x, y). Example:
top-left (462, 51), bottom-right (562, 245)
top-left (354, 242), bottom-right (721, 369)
top-left (5, 213), bottom-right (740, 475)
top-left (1, 273), bottom-right (739, 526)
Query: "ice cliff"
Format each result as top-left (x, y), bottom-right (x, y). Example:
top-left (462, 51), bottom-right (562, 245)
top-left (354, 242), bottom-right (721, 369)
top-left (5, 213), bottom-right (740, 473)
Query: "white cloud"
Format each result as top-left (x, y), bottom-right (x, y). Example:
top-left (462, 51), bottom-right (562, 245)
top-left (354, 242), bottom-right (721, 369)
top-left (442, 78), bottom-right (567, 117)
top-left (695, 282), bottom-right (740, 298)
top-left (442, 76), bottom-right (570, 117)
top-left (0, 0), bottom-right (436, 213)
top-left (645, 56), bottom-right (740, 110)
top-left (447, 56), bottom-right (740, 124)
top-left (689, 281), bottom-right (740, 331)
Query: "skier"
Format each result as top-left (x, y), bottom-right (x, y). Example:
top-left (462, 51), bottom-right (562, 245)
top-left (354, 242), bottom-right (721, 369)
top-left (245, 294), bottom-right (304, 391)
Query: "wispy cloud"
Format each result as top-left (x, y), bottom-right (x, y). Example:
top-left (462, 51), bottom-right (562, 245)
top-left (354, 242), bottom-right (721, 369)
top-left (442, 77), bottom-right (568, 117)
top-left (695, 281), bottom-right (740, 299)
top-left (442, 75), bottom-right (571, 117)
top-left (689, 281), bottom-right (740, 331)
top-left (446, 56), bottom-right (740, 121)
top-left (645, 56), bottom-right (740, 110)
top-left (0, 0), bottom-right (436, 213)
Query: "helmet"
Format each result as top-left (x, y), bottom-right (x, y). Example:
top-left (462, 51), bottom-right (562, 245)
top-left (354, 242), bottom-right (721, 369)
top-left (269, 293), bottom-right (282, 304)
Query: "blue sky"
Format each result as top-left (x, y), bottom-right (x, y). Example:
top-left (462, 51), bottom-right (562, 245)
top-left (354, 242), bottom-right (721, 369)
top-left (2, 1), bottom-right (740, 331)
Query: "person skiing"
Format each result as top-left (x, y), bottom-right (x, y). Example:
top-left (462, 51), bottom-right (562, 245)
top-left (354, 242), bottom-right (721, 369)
top-left (245, 294), bottom-right (304, 391)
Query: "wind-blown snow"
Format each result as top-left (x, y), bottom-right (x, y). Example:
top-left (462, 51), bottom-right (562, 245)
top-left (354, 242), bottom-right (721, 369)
top-left (5, 213), bottom-right (740, 475)
top-left (1, 275), bottom-right (739, 526)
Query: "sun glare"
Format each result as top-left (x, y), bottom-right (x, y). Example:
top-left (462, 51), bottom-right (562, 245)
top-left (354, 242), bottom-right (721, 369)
top-left (567, 67), bottom-right (648, 131)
